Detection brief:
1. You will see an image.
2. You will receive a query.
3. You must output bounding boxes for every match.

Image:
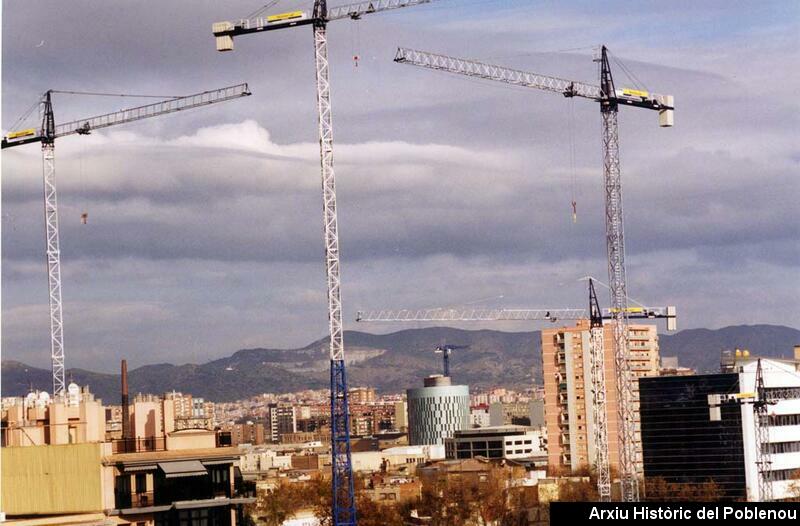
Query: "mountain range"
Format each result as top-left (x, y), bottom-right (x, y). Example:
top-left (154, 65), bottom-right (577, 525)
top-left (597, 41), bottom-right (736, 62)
top-left (3, 324), bottom-right (798, 403)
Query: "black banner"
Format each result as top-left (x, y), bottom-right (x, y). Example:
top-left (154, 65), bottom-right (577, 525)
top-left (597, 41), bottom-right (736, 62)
top-left (550, 502), bottom-right (800, 525)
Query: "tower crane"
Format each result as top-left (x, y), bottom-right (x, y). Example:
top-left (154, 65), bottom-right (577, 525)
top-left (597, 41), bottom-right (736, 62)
top-left (393, 46), bottom-right (674, 501)
top-left (2, 84), bottom-right (251, 397)
top-left (356, 280), bottom-right (676, 501)
top-left (434, 344), bottom-right (468, 377)
top-left (211, 3), bottom-right (438, 524)
top-left (587, 278), bottom-right (611, 500)
top-left (357, 302), bottom-right (676, 326)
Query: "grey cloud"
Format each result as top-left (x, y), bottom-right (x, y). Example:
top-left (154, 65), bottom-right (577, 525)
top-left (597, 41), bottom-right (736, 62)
top-left (2, 1), bottom-right (798, 372)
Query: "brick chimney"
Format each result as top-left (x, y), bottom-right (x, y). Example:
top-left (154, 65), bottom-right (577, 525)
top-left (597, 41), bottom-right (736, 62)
top-left (121, 359), bottom-right (131, 440)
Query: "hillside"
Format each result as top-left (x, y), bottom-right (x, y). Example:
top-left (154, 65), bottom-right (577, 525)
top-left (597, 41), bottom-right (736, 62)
top-left (3, 325), bottom-right (798, 402)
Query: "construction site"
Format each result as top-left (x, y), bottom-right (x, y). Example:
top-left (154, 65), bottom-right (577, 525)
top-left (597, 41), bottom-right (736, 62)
top-left (2, 1), bottom-right (799, 526)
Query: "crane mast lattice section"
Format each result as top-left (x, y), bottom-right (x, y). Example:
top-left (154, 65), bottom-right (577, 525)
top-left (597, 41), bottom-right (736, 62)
top-left (40, 91), bottom-right (66, 396)
top-left (313, 13), bottom-right (357, 524)
top-left (754, 359), bottom-right (774, 502)
top-left (589, 280), bottom-right (611, 501)
top-left (599, 46), bottom-right (638, 502)
top-left (43, 149), bottom-right (65, 396)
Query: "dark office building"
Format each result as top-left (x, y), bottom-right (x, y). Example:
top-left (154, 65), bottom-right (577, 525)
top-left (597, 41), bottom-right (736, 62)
top-left (639, 373), bottom-right (746, 500)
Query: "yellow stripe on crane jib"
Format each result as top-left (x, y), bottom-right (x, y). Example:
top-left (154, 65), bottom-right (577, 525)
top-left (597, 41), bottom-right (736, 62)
top-left (622, 88), bottom-right (649, 98)
top-left (267, 11), bottom-right (304, 22)
top-left (6, 128), bottom-right (36, 139)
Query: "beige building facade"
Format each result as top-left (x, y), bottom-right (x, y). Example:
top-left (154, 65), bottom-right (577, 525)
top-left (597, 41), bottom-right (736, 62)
top-left (542, 320), bottom-right (659, 475)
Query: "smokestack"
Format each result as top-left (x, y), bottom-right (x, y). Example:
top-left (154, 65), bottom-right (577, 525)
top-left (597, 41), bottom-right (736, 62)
top-left (121, 359), bottom-right (130, 440)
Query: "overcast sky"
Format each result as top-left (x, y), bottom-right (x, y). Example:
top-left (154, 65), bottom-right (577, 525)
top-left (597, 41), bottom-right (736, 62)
top-left (2, 0), bottom-right (798, 372)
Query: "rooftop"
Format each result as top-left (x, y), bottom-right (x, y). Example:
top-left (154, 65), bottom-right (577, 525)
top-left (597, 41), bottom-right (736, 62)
top-left (104, 446), bottom-right (238, 466)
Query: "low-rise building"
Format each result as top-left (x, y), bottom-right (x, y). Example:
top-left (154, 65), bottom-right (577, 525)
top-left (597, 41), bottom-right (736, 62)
top-left (2, 383), bottom-right (105, 447)
top-left (469, 404), bottom-right (491, 428)
top-left (444, 425), bottom-right (546, 461)
top-left (362, 474), bottom-right (422, 504)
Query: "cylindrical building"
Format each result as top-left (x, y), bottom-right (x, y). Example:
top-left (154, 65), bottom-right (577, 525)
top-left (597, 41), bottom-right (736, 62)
top-left (407, 375), bottom-right (469, 446)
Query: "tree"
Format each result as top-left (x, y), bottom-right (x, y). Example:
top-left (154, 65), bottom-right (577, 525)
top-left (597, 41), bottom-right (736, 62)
top-left (558, 478), bottom-right (599, 502)
top-left (248, 478), bottom-right (331, 526)
top-left (786, 469), bottom-right (800, 501)
top-left (644, 477), bottom-right (723, 502)
top-left (354, 493), bottom-right (406, 526)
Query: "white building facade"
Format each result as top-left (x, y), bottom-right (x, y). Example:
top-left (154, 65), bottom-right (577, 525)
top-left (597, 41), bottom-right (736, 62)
top-left (738, 355), bottom-right (800, 501)
top-left (407, 376), bottom-right (469, 446)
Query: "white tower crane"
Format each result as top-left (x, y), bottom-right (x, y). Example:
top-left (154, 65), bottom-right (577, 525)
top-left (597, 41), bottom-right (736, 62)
top-left (2, 84), bottom-right (251, 396)
top-left (211, 3), bottom-right (439, 524)
top-left (392, 46), bottom-right (674, 502)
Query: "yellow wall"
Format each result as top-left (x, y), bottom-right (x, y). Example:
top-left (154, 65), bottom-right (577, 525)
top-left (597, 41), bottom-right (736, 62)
top-left (2, 443), bottom-right (103, 515)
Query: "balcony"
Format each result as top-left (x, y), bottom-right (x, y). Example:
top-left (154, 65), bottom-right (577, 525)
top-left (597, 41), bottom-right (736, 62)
top-left (111, 436), bottom-right (166, 453)
top-left (116, 491), bottom-right (155, 509)
top-left (115, 463), bottom-right (238, 512)
top-left (216, 430), bottom-right (233, 447)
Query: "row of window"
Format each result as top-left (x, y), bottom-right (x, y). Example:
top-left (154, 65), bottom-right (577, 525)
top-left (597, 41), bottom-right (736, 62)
top-left (764, 387), bottom-right (800, 399)
top-left (505, 439), bottom-right (533, 446)
top-left (765, 468), bottom-right (800, 482)
top-left (456, 450), bottom-right (503, 459)
top-left (764, 414), bottom-right (800, 426)
top-left (762, 441), bottom-right (800, 454)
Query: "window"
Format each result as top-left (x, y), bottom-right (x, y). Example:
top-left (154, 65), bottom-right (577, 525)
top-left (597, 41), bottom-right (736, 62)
top-left (135, 473), bottom-right (146, 494)
top-left (115, 474), bottom-right (131, 509)
top-left (765, 469), bottom-right (800, 482)
top-left (765, 414), bottom-right (800, 426)
top-left (762, 441), bottom-right (800, 454)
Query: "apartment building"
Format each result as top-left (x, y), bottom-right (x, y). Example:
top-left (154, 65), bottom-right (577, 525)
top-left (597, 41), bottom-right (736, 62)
top-left (1, 389), bottom-right (253, 525)
top-left (2, 383), bottom-right (105, 447)
top-left (542, 319), bottom-right (660, 475)
top-left (267, 403), bottom-right (296, 442)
